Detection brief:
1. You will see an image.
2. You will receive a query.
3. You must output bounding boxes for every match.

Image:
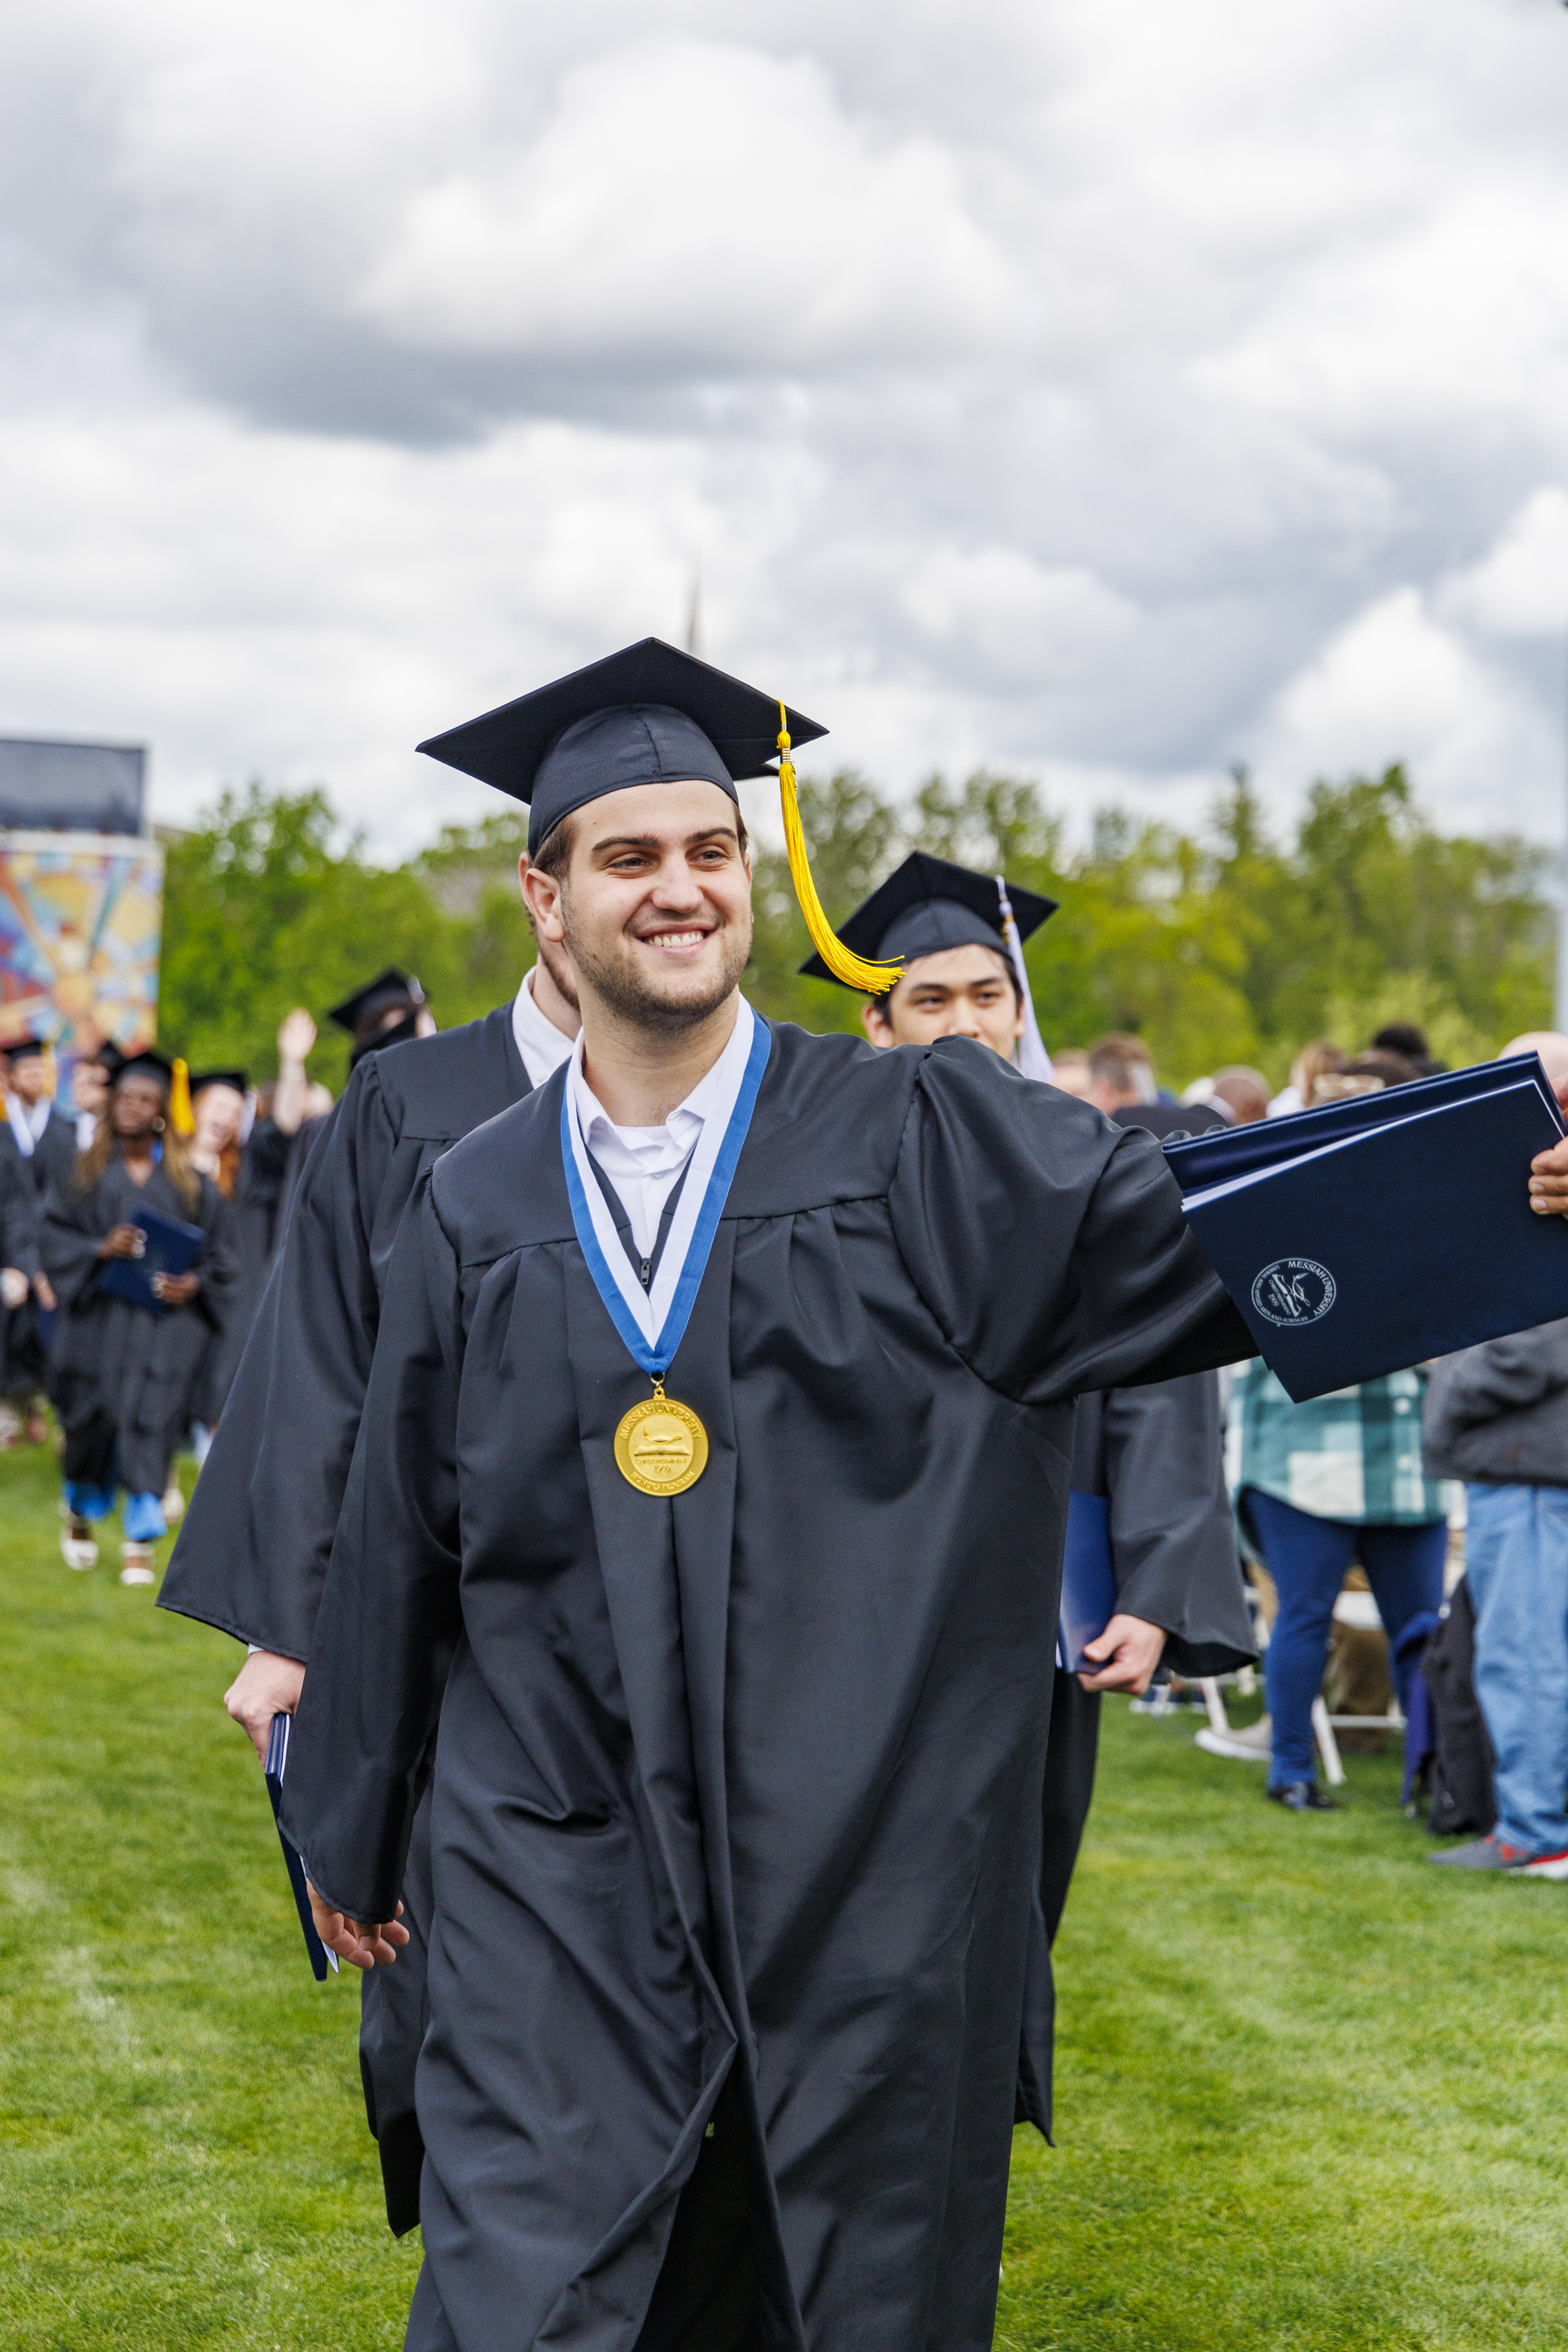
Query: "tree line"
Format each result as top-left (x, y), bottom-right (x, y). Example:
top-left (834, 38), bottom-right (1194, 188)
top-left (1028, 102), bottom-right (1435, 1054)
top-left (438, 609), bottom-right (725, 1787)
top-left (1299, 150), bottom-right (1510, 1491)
top-left (160, 766), bottom-right (1555, 1092)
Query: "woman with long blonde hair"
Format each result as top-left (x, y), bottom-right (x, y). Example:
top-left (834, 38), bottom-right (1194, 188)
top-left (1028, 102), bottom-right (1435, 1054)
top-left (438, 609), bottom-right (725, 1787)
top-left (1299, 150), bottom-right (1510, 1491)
top-left (41, 1051), bottom-right (240, 1584)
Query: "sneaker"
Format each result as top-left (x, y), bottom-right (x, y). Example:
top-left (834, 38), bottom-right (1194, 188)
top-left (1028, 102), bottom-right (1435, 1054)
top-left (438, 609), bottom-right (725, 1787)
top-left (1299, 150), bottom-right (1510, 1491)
top-left (60, 1517), bottom-right (99, 1571)
top-left (119, 1541), bottom-right (156, 1587)
top-left (160, 1483), bottom-right (186, 1526)
top-left (1428, 1834), bottom-right (1535, 1871)
top-left (1268, 1779), bottom-right (1337, 1812)
top-left (1195, 1715), bottom-right (1272, 1763)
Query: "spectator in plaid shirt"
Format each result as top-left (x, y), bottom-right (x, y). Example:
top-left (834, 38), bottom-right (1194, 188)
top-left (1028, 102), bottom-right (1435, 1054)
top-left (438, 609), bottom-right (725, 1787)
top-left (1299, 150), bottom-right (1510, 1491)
top-left (1228, 1361), bottom-right (1452, 1808)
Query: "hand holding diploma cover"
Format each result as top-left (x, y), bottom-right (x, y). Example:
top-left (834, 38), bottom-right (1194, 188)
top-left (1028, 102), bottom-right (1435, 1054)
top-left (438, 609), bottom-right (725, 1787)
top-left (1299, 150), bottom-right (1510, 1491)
top-left (263, 1712), bottom-right (338, 1982)
top-left (1165, 1053), bottom-right (1568, 1401)
top-left (96, 1205), bottom-right (204, 1315)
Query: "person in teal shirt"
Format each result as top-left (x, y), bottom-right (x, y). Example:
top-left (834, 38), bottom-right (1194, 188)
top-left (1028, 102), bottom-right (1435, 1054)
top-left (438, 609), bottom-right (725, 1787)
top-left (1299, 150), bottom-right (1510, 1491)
top-left (1229, 1361), bottom-right (1452, 1809)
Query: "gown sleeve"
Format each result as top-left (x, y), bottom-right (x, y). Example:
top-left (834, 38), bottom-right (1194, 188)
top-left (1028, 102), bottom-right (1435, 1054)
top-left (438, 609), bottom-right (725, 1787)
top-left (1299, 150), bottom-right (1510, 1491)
top-left (1, 1139), bottom-right (41, 1279)
top-left (887, 1039), bottom-right (1254, 1405)
top-left (157, 1061), bottom-right (397, 1658)
top-left (1086, 1378), bottom-right (1256, 1673)
top-left (279, 1179), bottom-right (465, 1925)
top-left (41, 1169), bottom-right (111, 1311)
top-left (191, 1183), bottom-right (244, 1335)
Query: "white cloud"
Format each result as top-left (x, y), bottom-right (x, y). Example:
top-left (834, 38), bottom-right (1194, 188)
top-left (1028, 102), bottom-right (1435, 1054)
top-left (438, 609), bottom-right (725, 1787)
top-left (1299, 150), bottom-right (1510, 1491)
top-left (898, 546), bottom-right (1136, 688)
top-left (1256, 587), bottom-right (1560, 834)
top-left (1440, 488), bottom-right (1568, 640)
top-left (356, 43), bottom-right (1022, 371)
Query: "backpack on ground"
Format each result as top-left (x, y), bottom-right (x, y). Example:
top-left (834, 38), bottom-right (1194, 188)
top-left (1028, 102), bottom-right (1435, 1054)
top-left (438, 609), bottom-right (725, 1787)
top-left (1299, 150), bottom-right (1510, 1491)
top-left (1414, 1575), bottom-right (1496, 1838)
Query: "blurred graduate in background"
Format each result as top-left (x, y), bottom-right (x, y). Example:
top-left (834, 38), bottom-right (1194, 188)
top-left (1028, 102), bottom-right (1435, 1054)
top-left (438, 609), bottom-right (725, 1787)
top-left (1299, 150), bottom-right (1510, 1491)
top-left (42, 1050), bottom-right (239, 1585)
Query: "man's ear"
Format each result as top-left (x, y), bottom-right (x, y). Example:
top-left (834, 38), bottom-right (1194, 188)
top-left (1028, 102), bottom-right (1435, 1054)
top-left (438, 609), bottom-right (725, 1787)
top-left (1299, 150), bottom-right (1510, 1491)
top-left (861, 999), bottom-right (894, 1050)
top-left (521, 861), bottom-right (567, 945)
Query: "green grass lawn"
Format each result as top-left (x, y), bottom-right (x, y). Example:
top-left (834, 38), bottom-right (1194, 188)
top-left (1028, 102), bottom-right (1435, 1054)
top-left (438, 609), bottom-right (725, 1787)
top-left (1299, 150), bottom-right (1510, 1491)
top-left (1, 1438), bottom-right (1564, 2349)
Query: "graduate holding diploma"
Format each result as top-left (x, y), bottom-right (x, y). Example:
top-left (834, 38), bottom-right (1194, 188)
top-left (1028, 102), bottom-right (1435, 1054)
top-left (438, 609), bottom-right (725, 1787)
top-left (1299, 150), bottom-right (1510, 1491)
top-left (42, 1051), bottom-right (239, 1584)
top-left (282, 640), bottom-right (1568, 2352)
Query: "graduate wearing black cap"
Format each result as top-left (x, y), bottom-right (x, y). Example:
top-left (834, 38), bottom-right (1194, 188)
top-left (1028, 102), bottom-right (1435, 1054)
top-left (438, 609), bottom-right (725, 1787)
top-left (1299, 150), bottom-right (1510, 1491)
top-left (0, 1039), bottom-right (75, 1432)
top-left (41, 1049), bottom-right (240, 1582)
top-left (801, 848), bottom-right (1058, 1075)
top-left (327, 968), bottom-right (434, 1066)
top-left (828, 855), bottom-right (1255, 1961)
top-left (161, 834), bottom-right (582, 2236)
top-left (255, 638), bottom-right (1277, 2352)
top-left (3, 1036), bottom-right (78, 1198)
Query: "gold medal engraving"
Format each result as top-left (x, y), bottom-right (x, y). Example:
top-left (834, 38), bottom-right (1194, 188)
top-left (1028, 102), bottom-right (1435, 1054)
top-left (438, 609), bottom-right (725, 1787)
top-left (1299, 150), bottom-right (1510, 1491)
top-left (614, 1386), bottom-right (709, 1496)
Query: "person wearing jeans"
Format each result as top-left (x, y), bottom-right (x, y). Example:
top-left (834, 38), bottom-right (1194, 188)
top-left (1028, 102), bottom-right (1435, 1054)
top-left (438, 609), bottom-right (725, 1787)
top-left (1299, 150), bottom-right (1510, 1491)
top-left (1424, 1309), bottom-right (1568, 1876)
top-left (1230, 1361), bottom-right (1452, 1810)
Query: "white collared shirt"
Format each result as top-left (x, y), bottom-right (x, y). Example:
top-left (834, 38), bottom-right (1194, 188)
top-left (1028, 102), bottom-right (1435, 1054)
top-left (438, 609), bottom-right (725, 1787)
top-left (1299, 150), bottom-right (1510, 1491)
top-left (5, 1096), bottom-right (51, 1157)
top-left (570, 1000), bottom-right (753, 1260)
top-left (512, 966), bottom-right (578, 1092)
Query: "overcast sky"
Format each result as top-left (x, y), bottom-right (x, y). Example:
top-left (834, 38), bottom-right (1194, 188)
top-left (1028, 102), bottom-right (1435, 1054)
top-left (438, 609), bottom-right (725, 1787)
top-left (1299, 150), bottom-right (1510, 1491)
top-left (1, 0), bottom-right (1566, 857)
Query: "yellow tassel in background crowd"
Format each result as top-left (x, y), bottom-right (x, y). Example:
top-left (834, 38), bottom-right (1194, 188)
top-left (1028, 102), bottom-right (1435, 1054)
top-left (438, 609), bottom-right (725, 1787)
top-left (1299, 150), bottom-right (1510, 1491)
top-left (169, 1056), bottom-right (195, 1137)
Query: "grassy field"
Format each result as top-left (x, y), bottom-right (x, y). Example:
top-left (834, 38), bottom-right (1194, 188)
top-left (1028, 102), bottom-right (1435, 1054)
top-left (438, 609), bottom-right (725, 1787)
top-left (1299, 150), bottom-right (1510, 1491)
top-left (0, 1438), bottom-right (1564, 2350)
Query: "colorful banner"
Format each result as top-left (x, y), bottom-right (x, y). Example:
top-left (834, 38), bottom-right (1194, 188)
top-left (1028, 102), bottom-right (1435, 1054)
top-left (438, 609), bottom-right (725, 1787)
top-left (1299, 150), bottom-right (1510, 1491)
top-left (0, 830), bottom-right (164, 1064)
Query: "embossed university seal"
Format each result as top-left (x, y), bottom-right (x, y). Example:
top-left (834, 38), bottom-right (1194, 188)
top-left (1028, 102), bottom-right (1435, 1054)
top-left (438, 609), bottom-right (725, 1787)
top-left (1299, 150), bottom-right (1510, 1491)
top-left (1250, 1258), bottom-right (1337, 1328)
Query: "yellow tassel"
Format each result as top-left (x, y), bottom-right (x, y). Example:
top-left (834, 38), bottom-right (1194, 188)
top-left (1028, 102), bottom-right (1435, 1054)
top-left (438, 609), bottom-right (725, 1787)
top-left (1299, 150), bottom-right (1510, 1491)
top-left (170, 1056), bottom-right (195, 1137)
top-left (777, 706), bottom-right (904, 994)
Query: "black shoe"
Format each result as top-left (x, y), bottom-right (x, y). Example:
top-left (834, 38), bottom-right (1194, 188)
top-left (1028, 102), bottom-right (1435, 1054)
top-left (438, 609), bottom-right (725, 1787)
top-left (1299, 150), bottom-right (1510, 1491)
top-left (1268, 1780), bottom-right (1337, 1812)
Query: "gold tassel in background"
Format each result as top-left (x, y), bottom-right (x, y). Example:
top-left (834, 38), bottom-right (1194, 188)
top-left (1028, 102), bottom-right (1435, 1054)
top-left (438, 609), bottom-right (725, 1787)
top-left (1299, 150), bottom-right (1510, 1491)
top-left (777, 706), bottom-right (903, 995)
top-left (169, 1057), bottom-right (195, 1137)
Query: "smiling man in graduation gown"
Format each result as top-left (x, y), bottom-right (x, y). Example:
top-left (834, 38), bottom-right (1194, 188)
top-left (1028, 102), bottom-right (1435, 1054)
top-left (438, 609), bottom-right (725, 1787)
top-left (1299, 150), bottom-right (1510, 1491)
top-left (272, 642), bottom-right (1292, 2352)
top-left (158, 944), bottom-right (580, 2229)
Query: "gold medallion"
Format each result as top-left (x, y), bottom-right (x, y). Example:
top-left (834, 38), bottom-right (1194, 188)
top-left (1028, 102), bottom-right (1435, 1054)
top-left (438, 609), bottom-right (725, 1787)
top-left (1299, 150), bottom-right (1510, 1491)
top-left (613, 1384), bottom-right (710, 1496)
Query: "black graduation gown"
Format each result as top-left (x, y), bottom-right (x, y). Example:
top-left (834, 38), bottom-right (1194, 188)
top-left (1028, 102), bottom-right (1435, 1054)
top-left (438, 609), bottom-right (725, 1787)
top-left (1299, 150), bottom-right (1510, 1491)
top-left (194, 1119), bottom-right (310, 1426)
top-left (27, 1105), bottom-right (80, 1198)
top-left (0, 1129), bottom-right (42, 1400)
top-left (159, 1000), bottom-right (530, 2231)
top-left (41, 1158), bottom-right (241, 1497)
top-left (284, 1024), bottom-right (1251, 2352)
top-left (1037, 1373), bottom-right (1256, 1944)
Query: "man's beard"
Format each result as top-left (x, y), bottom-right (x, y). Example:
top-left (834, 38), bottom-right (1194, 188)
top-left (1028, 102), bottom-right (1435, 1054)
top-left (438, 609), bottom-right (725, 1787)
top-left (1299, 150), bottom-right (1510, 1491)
top-left (562, 906), bottom-right (751, 1034)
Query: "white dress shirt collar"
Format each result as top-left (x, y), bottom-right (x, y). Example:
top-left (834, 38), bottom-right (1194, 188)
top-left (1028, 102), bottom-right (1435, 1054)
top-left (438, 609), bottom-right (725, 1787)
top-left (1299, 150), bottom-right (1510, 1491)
top-left (6, 1096), bottom-right (50, 1156)
top-left (512, 966), bottom-right (578, 1092)
top-left (568, 997), bottom-right (756, 1272)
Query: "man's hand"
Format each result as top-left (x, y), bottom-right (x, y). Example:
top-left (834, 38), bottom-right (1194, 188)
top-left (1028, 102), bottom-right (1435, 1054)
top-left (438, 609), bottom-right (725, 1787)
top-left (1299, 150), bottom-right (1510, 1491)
top-left (152, 1270), bottom-right (200, 1307)
top-left (306, 1886), bottom-right (409, 1972)
top-left (1078, 1612), bottom-right (1168, 1695)
top-left (33, 1272), bottom-right (55, 1312)
top-left (97, 1223), bottom-right (145, 1260)
top-left (0, 1267), bottom-right (27, 1309)
top-left (1529, 1137), bottom-right (1568, 1217)
top-left (223, 1649), bottom-right (306, 1762)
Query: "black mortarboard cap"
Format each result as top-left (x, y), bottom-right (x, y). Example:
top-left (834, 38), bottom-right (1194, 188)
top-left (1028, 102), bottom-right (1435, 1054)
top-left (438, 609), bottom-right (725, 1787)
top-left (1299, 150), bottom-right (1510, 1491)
top-left (800, 851), bottom-right (1058, 989)
top-left (3, 1036), bottom-right (46, 1062)
top-left (190, 1068), bottom-right (248, 1098)
top-left (416, 638), bottom-right (827, 857)
top-left (349, 1007), bottom-right (423, 1068)
top-left (115, 1048), bottom-right (176, 1088)
top-left (93, 1042), bottom-right (127, 1079)
top-left (327, 968), bottom-right (425, 1040)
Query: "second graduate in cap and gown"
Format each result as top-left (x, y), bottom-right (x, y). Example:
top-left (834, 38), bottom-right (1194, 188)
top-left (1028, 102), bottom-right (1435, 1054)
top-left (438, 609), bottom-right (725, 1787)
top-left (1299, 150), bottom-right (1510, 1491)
top-left (279, 640), bottom-right (1258, 2352)
top-left (808, 854), bottom-right (1255, 1952)
top-left (161, 952), bottom-right (580, 2228)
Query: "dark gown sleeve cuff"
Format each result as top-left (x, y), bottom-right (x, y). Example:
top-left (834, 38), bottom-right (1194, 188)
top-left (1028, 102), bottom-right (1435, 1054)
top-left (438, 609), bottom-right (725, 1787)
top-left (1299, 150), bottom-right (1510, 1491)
top-left (1115, 1294), bottom-right (1254, 1389)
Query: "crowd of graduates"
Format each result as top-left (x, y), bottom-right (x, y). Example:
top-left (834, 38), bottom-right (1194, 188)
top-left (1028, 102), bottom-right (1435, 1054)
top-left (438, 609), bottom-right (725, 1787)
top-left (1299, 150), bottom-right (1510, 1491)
top-left (0, 970), bottom-right (427, 1580)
